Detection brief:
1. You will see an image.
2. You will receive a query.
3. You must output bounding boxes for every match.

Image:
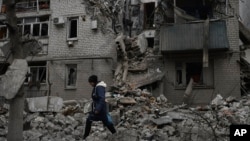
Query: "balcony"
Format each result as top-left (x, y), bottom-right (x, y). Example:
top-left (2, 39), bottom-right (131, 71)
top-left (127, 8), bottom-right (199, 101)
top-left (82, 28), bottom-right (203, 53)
top-left (160, 21), bottom-right (229, 52)
top-left (16, 0), bottom-right (50, 13)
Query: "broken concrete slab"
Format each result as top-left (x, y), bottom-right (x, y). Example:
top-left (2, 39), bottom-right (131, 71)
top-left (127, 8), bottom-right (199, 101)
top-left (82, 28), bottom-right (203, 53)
top-left (0, 59), bottom-right (28, 99)
top-left (25, 96), bottom-right (63, 112)
top-left (128, 71), bottom-right (165, 90)
top-left (151, 116), bottom-right (172, 125)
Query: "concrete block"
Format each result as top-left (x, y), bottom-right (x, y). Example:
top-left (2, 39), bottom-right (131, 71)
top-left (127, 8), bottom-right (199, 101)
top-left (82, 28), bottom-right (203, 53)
top-left (0, 59), bottom-right (28, 99)
top-left (26, 96), bottom-right (63, 112)
top-left (151, 116), bottom-right (172, 125)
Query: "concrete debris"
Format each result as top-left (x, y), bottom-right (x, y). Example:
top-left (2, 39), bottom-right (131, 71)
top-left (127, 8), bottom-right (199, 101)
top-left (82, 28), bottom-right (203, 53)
top-left (118, 97), bottom-right (137, 105)
top-left (113, 33), bottom-right (164, 94)
top-left (211, 94), bottom-right (225, 106)
top-left (83, 0), bottom-right (123, 34)
top-left (0, 59), bottom-right (28, 99)
top-left (151, 116), bottom-right (173, 125)
top-left (25, 96), bottom-right (63, 112)
top-left (1, 93), bottom-right (250, 140)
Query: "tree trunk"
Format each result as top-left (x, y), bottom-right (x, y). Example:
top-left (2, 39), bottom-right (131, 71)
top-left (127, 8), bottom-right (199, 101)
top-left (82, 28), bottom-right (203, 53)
top-left (6, 1), bottom-right (25, 141)
top-left (7, 88), bottom-right (25, 141)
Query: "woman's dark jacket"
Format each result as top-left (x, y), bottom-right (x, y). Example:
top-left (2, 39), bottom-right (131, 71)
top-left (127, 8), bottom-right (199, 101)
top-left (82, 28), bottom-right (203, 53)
top-left (91, 81), bottom-right (107, 115)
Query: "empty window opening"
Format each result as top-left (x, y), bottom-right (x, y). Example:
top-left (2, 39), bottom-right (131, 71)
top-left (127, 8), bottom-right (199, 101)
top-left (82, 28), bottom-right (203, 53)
top-left (176, 0), bottom-right (213, 20)
top-left (176, 62), bottom-right (183, 85)
top-left (186, 62), bottom-right (202, 84)
top-left (0, 26), bottom-right (8, 39)
top-left (66, 64), bottom-right (77, 87)
top-left (68, 18), bottom-right (78, 39)
top-left (147, 38), bottom-right (154, 48)
top-left (175, 61), bottom-right (214, 87)
top-left (144, 2), bottom-right (155, 29)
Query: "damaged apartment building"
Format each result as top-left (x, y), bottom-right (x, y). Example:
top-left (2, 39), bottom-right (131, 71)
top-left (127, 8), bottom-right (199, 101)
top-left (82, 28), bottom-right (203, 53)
top-left (157, 0), bottom-right (240, 105)
top-left (111, 0), bottom-right (240, 105)
top-left (119, 0), bottom-right (240, 105)
top-left (0, 0), bottom-right (116, 100)
top-left (0, 0), bottom-right (241, 105)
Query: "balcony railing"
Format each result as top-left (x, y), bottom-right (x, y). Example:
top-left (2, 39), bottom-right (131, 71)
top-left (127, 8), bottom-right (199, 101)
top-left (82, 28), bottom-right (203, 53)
top-left (160, 21), bottom-right (230, 52)
top-left (16, 0), bottom-right (50, 12)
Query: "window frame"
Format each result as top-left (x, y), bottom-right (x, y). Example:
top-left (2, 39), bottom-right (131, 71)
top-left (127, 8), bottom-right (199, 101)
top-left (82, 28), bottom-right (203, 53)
top-left (65, 64), bottom-right (77, 89)
top-left (67, 17), bottom-right (79, 41)
top-left (18, 17), bottom-right (49, 37)
top-left (25, 62), bottom-right (47, 85)
top-left (175, 61), bottom-right (214, 89)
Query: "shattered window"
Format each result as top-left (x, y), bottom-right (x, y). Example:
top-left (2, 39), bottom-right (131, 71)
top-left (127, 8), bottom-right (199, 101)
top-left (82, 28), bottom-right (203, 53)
top-left (68, 18), bottom-right (78, 39)
top-left (30, 67), bottom-right (46, 83)
top-left (175, 61), bottom-right (214, 88)
top-left (66, 64), bottom-right (77, 88)
top-left (186, 62), bottom-right (203, 85)
top-left (18, 16), bottom-right (49, 37)
top-left (25, 61), bottom-right (47, 85)
top-left (144, 2), bottom-right (155, 29)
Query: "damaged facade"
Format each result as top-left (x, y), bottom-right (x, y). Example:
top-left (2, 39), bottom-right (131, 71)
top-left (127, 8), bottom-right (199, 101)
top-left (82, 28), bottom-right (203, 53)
top-left (0, 0), bottom-right (248, 141)
top-left (115, 0), bottom-right (240, 105)
top-left (0, 0), bottom-right (240, 105)
top-left (157, 0), bottom-right (240, 105)
top-left (0, 0), bottom-right (116, 100)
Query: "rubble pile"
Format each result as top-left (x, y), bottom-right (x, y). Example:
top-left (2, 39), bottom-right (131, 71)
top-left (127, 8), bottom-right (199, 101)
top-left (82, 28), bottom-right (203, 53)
top-left (113, 34), bottom-right (164, 94)
top-left (0, 94), bottom-right (250, 141)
